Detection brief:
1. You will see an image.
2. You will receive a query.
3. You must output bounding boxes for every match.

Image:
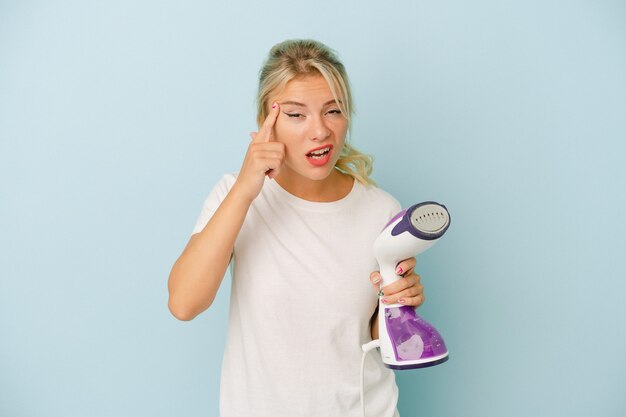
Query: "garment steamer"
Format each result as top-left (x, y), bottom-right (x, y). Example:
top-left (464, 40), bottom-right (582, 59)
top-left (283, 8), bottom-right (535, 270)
top-left (360, 202), bottom-right (451, 417)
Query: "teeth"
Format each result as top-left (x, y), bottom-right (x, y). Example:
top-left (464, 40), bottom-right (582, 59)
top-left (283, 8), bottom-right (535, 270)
top-left (309, 147), bottom-right (330, 156)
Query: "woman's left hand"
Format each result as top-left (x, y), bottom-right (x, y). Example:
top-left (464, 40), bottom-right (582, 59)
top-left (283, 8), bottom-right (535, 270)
top-left (369, 257), bottom-right (425, 307)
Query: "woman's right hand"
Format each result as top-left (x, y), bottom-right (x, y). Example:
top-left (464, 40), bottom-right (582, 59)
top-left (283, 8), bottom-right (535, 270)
top-left (234, 102), bottom-right (285, 203)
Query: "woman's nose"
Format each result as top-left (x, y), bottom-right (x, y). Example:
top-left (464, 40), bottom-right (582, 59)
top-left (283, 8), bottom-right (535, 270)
top-left (309, 116), bottom-right (331, 141)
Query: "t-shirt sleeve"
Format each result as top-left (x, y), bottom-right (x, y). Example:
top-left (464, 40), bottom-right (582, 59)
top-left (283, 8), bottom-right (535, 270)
top-left (390, 196), bottom-right (402, 217)
top-left (191, 173), bottom-right (237, 236)
top-left (378, 187), bottom-right (403, 221)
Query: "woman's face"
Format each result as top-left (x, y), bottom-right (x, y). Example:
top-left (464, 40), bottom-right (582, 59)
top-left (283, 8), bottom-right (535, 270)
top-left (269, 74), bottom-right (349, 184)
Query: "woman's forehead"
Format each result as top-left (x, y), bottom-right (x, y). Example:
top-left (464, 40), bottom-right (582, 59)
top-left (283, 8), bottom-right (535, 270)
top-left (273, 74), bottom-right (337, 104)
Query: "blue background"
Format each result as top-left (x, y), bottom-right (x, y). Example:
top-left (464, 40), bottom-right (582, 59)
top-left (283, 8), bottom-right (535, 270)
top-left (1, 1), bottom-right (625, 416)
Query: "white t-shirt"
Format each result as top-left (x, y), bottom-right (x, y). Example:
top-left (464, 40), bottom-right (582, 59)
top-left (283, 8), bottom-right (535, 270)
top-left (192, 173), bottom-right (402, 417)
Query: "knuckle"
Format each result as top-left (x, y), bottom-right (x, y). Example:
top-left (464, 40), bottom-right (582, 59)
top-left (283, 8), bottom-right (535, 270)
top-left (268, 142), bottom-right (282, 152)
top-left (403, 276), bottom-right (412, 287)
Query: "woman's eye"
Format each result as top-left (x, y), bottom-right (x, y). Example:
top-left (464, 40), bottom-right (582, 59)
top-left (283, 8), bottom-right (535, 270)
top-left (327, 109), bottom-right (342, 115)
top-left (284, 112), bottom-right (303, 118)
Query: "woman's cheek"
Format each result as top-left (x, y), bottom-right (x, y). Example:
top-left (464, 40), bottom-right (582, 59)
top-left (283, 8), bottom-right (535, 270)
top-left (275, 122), bottom-right (304, 143)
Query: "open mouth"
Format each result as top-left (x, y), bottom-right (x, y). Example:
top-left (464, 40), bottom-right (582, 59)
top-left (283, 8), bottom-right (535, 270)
top-left (306, 145), bottom-right (332, 159)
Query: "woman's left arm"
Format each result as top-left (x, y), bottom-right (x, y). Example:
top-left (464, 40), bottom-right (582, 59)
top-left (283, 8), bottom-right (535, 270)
top-left (368, 257), bottom-right (425, 340)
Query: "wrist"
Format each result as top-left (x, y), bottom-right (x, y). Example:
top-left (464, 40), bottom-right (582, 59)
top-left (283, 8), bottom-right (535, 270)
top-left (229, 180), bottom-right (258, 206)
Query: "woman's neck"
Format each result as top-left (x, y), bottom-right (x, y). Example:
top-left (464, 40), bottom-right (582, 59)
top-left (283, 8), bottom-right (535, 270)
top-left (274, 168), bottom-right (354, 202)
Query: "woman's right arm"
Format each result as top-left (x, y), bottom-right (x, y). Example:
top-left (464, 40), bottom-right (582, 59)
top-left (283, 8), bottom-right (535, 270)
top-left (167, 102), bottom-right (283, 321)
top-left (167, 185), bottom-right (253, 321)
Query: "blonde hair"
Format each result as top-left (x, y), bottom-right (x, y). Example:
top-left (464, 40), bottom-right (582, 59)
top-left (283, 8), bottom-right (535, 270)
top-left (256, 39), bottom-right (375, 185)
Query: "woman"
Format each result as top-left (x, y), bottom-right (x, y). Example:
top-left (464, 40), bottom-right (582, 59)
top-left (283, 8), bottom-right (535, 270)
top-left (168, 39), bottom-right (425, 417)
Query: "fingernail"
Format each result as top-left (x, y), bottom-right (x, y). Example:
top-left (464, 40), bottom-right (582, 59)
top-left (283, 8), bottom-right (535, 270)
top-left (373, 277), bottom-right (381, 285)
top-left (382, 297), bottom-right (388, 304)
top-left (398, 298), bottom-right (405, 304)
top-left (396, 266), bottom-right (403, 275)
top-left (272, 102), bottom-right (277, 109)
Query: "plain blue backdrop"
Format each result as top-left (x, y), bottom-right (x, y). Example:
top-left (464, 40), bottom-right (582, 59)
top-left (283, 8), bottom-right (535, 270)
top-left (1, 1), bottom-right (625, 416)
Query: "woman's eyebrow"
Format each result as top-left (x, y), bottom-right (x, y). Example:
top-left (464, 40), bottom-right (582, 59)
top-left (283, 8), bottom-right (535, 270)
top-left (279, 99), bottom-right (340, 107)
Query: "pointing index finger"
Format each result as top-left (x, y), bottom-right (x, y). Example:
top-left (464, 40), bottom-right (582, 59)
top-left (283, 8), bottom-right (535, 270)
top-left (255, 102), bottom-right (280, 143)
